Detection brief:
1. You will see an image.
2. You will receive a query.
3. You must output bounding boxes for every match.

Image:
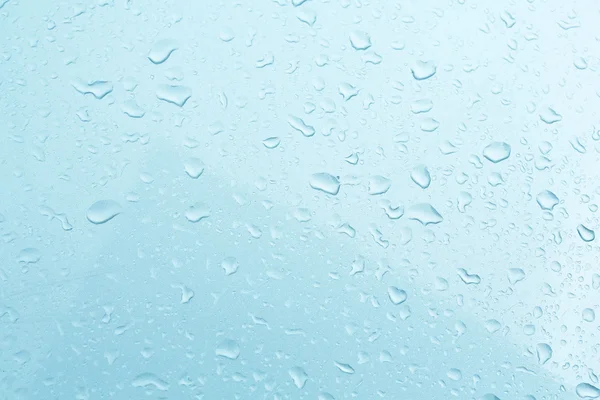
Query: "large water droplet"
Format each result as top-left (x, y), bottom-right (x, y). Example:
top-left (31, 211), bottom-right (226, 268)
top-left (221, 257), bottom-right (239, 276)
top-left (148, 39), bottom-right (178, 64)
top-left (87, 200), bottom-right (122, 224)
top-left (410, 165), bottom-right (431, 189)
top-left (262, 137), bottom-right (281, 149)
top-left (536, 343), bottom-right (552, 365)
top-left (368, 175), bottom-right (392, 195)
top-left (578, 224), bottom-right (595, 242)
top-left (71, 79), bottom-right (113, 99)
top-left (387, 286), bottom-right (408, 305)
top-left (411, 60), bottom-right (437, 80)
top-left (288, 115), bottom-right (315, 137)
top-left (132, 373), bottom-right (169, 391)
top-left (349, 30), bottom-right (371, 50)
top-left (483, 142), bottom-right (511, 163)
top-left (289, 366), bottom-right (308, 389)
top-left (539, 108), bottom-right (562, 124)
top-left (507, 268), bottom-right (526, 285)
top-left (184, 158), bottom-right (205, 179)
top-left (185, 203), bottom-right (210, 222)
top-left (406, 203), bottom-right (443, 225)
top-left (17, 247), bottom-right (41, 264)
top-left (583, 308), bottom-right (596, 322)
top-left (215, 339), bottom-right (240, 359)
top-left (310, 173), bottom-right (340, 195)
top-left (577, 383), bottom-right (600, 399)
top-left (536, 190), bottom-right (559, 210)
top-left (156, 84), bottom-right (192, 107)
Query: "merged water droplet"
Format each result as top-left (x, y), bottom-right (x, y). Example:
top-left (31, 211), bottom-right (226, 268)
top-left (310, 173), bottom-right (340, 195)
top-left (576, 383), bottom-right (600, 399)
top-left (87, 200), bottom-right (122, 224)
top-left (406, 203), bottom-right (443, 225)
top-left (411, 60), bottom-right (437, 80)
top-left (288, 115), bottom-right (315, 137)
top-left (148, 39), bottom-right (178, 64)
top-left (483, 141), bottom-right (511, 163)
top-left (156, 84), bottom-right (192, 107)
top-left (536, 190), bottom-right (559, 210)
top-left (387, 286), bottom-right (408, 305)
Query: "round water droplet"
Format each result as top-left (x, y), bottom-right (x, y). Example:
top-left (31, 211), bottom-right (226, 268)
top-left (310, 173), bottom-right (340, 195)
top-left (87, 200), bottom-right (122, 224)
top-left (387, 286), bottom-right (407, 305)
top-left (215, 339), bottom-right (240, 359)
top-left (578, 224), bottom-right (595, 242)
top-left (576, 383), bottom-right (600, 399)
top-left (410, 165), bottom-right (431, 189)
top-left (536, 190), bottom-right (559, 210)
top-left (483, 141), bottom-right (511, 163)
top-left (583, 308), bottom-right (596, 322)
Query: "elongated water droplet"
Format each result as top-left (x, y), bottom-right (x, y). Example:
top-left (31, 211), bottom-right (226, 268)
top-left (334, 361), bottom-right (355, 374)
top-left (310, 173), bottom-right (340, 195)
top-left (288, 115), bottom-right (315, 137)
top-left (406, 203), bottom-right (443, 225)
top-left (132, 373), bottom-right (169, 391)
top-left (578, 224), bottom-right (595, 242)
top-left (156, 84), bottom-right (192, 107)
top-left (87, 200), bottom-right (122, 224)
top-left (262, 137), bottom-right (281, 149)
top-left (539, 108), bottom-right (562, 124)
top-left (577, 383), bottom-right (600, 399)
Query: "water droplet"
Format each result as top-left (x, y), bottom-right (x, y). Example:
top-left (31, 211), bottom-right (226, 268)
top-left (536, 190), bottom-right (559, 210)
top-left (447, 368), bottom-right (462, 381)
top-left (184, 158), bottom-right (205, 179)
top-left (507, 268), bottom-right (526, 285)
top-left (536, 343), bottom-right (552, 365)
top-left (485, 319), bottom-right (501, 333)
top-left (410, 165), bottom-right (431, 189)
top-left (368, 175), bottom-right (392, 195)
top-left (288, 115), bottom-right (315, 137)
top-left (17, 247), bottom-right (41, 264)
top-left (483, 141), bottom-right (511, 163)
top-left (481, 394), bottom-right (501, 400)
top-left (71, 79), bottom-right (113, 99)
top-left (262, 137), bottom-right (281, 149)
top-left (406, 203), bottom-right (443, 225)
top-left (156, 84), bottom-right (192, 107)
top-left (583, 308), bottom-right (596, 322)
top-left (334, 361), bottom-right (355, 374)
top-left (132, 373), bottom-right (169, 391)
top-left (578, 224), bottom-right (595, 242)
top-left (148, 39), bottom-right (177, 64)
top-left (221, 257), bottom-right (239, 276)
top-left (310, 173), bottom-right (340, 195)
top-left (121, 99), bottom-right (145, 118)
top-left (289, 366), bottom-right (308, 389)
top-left (349, 30), bottom-right (371, 50)
top-left (338, 82), bottom-right (359, 101)
top-left (539, 108), bottom-right (562, 124)
top-left (215, 339), bottom-right (240, 359)
top-left (411, 60), bottom-right (437, 80)
top-left (457, 268), bottom-right (481, 284)
top-left (576, 383), bottom-right (600, 399)
top-left (185, 203), bottom-right (210, 222)
top-left (87, 200), bottom-right (122, 224)
top-left (411, 99), bottom-right (433, 114)
top-left (219, 27), bottom-right (235, 42)
top-left (457, 191), bottom-right (472, 213)
top-left (420, 117), bottom-right (439, 132)
top-left (387, 286), bottom-right (408, 305)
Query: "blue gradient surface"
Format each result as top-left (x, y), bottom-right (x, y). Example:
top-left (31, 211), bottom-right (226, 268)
top-left (0, 0), bottom-right (597, 399)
